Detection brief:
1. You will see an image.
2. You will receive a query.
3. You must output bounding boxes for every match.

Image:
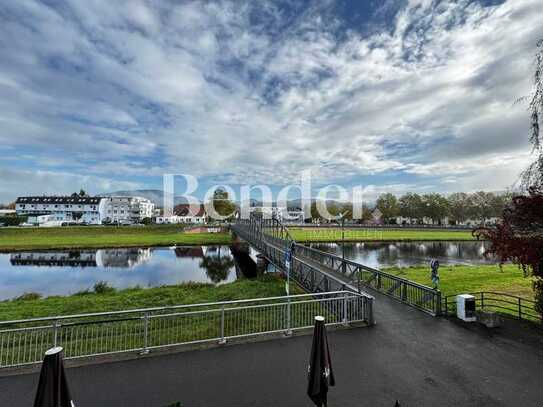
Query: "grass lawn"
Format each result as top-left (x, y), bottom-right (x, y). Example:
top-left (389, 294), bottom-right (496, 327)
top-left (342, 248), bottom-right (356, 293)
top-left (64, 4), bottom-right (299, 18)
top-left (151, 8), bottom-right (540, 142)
top-left (385, 264), bottom-right (535, 300)
top-left (289, 227), bottom-right (475, 242)
top-left (0, 225), bottom-right (231, 251)
top-left (0, 274), bottom-right (303, 321)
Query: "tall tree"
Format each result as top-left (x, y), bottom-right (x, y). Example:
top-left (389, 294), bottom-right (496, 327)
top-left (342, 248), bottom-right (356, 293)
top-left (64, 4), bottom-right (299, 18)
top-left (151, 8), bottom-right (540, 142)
top-left (209, 189), bottom-right (236, 220)
top-left (520, 39), bottom-right (543, 189)
top-left (399, 193), bottom-right (424, 224)
top-left (448, 192), bottom-right (470, 225)
top-left (489, 192), bottom-right (513, 218)
top-left (468, 191), bottom-right (495, 224)
top-left (421, 193), bottom-right (449, 225)
top-left (376, 193), bottom-right (399, 224)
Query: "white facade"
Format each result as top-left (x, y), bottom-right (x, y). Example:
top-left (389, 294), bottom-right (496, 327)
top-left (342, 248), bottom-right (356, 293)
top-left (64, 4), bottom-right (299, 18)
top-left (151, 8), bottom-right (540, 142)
top-left (99, 196), bottom-right (155, 224)
top-left (16, 195), bottom-right (155, 225)
top-left (248, 206), bottom-right (305, 223)
top-left (155, 215), bottom-right (206, 224)
top-left (16, 196), bottom-right (102, 225)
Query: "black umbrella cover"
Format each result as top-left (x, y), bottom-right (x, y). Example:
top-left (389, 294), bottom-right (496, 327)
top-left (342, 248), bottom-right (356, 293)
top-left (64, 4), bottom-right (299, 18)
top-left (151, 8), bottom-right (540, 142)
top-left (34, 347), bottom-right (75, 407)
top-left (307, 316), bottom-right (335, 407)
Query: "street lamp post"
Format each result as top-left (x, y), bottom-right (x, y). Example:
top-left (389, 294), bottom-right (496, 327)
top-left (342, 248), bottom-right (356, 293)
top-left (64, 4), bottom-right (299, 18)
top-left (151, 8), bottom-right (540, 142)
top-left (340, 212), bottom-right (347, 275)
top-left (341, 216), bottom-right (345, 263)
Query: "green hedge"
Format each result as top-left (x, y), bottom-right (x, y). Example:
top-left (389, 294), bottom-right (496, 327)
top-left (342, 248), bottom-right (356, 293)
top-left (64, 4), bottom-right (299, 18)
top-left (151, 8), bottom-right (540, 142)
top-left (0, 216), bottom-right (27, 226)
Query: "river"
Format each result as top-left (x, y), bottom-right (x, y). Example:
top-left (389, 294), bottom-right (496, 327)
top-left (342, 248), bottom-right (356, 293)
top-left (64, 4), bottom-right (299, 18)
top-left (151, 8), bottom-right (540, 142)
top-left (0, 241), bottom-right (493, 300)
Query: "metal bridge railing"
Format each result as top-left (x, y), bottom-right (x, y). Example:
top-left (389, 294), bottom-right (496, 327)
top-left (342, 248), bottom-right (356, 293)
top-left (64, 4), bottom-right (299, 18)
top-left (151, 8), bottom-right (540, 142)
top-left (443, 292), bottom-right (542, 324)
top-left (233, 214), bottom-right (441, 316)
top-left (0, 291), bottom-right (370, 368)
top-left (294, 244), bottom-right (442, 316)
top-left (231, 222), bottom-right (375, 321)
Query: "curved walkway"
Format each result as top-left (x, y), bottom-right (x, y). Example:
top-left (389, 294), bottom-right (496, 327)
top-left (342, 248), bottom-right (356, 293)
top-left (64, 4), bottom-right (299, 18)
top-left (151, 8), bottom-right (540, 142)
top-left (1, 292), bottom-right (542, 406)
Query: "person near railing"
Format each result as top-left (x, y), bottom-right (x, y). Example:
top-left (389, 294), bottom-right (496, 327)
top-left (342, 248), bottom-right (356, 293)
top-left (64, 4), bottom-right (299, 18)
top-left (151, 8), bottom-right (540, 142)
top-left (430, 258), bottom-right (440, 290)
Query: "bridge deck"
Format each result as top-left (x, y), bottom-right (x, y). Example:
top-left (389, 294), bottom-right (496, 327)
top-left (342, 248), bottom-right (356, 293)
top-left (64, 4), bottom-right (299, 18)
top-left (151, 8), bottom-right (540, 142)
top-left (293, 251), bottom-right (360, 292)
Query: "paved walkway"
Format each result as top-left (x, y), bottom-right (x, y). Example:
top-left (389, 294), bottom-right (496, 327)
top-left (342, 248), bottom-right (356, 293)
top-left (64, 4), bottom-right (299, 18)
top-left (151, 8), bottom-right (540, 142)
top-left (1, 294), bottom-right (543, 406)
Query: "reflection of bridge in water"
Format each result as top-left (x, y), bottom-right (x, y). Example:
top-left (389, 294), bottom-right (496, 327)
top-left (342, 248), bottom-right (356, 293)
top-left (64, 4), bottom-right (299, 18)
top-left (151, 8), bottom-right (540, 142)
top-left (229, 241), bottom-right (258, 279)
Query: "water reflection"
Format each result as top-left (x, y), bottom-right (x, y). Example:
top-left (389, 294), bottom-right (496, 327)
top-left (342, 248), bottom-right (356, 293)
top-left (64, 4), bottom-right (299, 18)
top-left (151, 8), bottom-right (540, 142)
top-left (0, 246), bottom-right (255, 300)
top-left (10, 248), bottom-right (153, 268)
top-left (230, 242), bottom-right (258, 279)
top-left (199, 246), bottom-right (235, 284)
top-left (1, 241), bottom-right (494, 300)
top-left (310, 241), bottom-right (494, 269)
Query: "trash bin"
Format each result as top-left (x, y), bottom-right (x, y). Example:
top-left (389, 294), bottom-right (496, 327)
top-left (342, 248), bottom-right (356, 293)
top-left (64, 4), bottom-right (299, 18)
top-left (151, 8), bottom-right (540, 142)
top-left (457, 294), bottom-right (476, 322)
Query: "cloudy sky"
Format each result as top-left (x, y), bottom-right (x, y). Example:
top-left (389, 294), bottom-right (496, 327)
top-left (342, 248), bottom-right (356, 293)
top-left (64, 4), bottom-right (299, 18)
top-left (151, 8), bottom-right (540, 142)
top-left (1, 0), bottom-right (542, 202)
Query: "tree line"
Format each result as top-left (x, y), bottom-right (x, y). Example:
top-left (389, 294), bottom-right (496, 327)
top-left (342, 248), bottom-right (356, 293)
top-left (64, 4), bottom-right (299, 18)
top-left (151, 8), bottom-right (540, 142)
top-left (310, 191), bottom-right (512, 226)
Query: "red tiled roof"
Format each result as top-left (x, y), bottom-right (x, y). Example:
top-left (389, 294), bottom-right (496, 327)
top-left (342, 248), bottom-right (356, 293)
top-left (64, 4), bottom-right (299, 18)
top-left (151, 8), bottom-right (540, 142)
top-left (174, 204), bottom-right (206, 217)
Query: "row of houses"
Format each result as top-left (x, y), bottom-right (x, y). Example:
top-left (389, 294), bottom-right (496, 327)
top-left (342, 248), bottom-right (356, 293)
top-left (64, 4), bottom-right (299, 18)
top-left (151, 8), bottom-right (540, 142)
top-left (14, 195), bottom-right (308, 227)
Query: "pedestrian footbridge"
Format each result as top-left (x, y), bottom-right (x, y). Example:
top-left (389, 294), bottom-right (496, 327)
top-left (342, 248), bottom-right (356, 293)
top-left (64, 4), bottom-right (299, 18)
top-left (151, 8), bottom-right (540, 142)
top-left (231, 214), bottom-right (442, 316)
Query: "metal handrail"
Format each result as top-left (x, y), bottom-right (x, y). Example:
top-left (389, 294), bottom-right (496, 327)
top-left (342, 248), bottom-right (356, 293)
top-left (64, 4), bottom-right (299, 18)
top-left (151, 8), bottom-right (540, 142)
top-left (232, 223), bottom-right (367, 297)
top-left (0, 291), bottom-right (357, 326)
top-left (295, 244), bottom-right (436, 291)
top-left (234, 214), bottom-right (440, 315)
top-left (0, 291), bottom-right (372, 368)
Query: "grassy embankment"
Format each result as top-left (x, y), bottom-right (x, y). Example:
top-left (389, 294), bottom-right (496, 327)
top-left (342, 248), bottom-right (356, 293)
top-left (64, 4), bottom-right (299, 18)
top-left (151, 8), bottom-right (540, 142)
top-left (0, 225), bottom-right (231, 251)
top-left (385, 264), bottom-right (535, 299)
top-left (289, 227), bottom-right (475, 242)
top-left (386, 264), bottom-right (542, 321)
top-left (0, 274), bottom-right (303, 321)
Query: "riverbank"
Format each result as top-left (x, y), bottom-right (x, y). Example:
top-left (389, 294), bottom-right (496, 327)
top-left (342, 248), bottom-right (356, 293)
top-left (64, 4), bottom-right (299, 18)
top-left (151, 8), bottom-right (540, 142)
top-left (385, 264), bottom-right (535, 299)
top-left (289, 227), bottom-right (475, 242)
top-left (0, 225), bottom-right (231, 252)
top-left (0, 274), bottom-right (300, 321)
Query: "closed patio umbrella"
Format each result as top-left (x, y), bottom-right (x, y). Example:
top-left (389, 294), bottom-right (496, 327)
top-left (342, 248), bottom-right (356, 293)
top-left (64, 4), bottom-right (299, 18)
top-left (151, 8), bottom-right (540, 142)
top-left (307, 316), bottom-right (335, 406)
top-left (34, 347), bottom-right (75, 407)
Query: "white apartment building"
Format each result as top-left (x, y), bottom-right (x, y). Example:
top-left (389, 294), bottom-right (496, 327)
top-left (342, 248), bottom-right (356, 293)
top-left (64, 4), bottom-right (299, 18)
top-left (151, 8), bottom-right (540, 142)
top-left (15, 195), bottom-right (155, 225)
top-left (248, 206), bottom-right (305, 223)
top-left (15, 195), bottom-right (102, 224)
top-left (99, 196), bottom-right (155, 224)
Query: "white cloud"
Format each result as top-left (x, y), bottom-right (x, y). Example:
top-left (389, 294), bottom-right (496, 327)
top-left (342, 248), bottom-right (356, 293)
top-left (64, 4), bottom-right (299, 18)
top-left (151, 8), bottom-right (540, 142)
top-left (0, 0), bottom-right (542, 202)
top-left (0, 168), bottom-right (140, 201)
